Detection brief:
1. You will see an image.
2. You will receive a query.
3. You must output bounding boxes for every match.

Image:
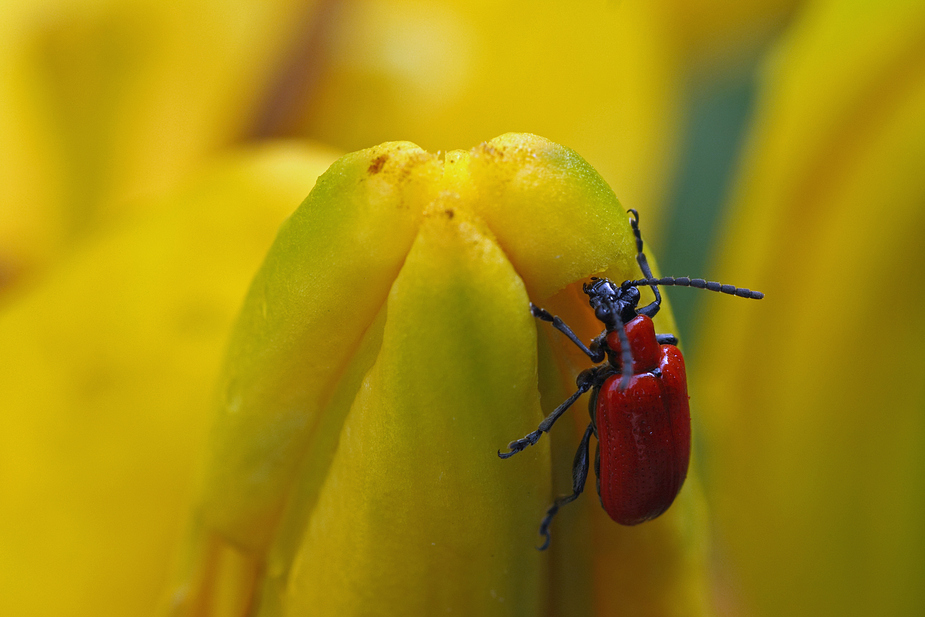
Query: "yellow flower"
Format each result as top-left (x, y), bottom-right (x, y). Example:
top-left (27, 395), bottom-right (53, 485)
top-left (694, 1), bottom-right (925, 615)
top-left (3, 0), bottom-right (860, 614)
top-left (283, 0), bottom-right (806, 230)
top-left (0, 143), bottom-right (338, 616)
top-left (260, 0), bottom-right (691, 234)
top-left (171, 134), bottom-right (708, 617)
top-left (0, 0), bottom-right (325, 290)
top-left (659, 0), bottom-right (804, 72)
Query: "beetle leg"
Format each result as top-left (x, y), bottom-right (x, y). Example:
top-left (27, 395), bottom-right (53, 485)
top-left (656, 333), bottom-right (678, 346)
top-left (537, 422), bottom-right (595, 550)
top-left (594, 442), bottom-right (601, 499)
top-left (498, 368), bottom-right (597, 459)
top-left (530, 303), bottom-right (606, 363)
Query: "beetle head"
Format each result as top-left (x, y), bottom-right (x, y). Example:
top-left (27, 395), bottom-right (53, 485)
top-left (583, 277), bottom-right (640, 330)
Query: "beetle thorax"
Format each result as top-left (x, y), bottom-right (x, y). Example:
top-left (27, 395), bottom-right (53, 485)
top-left (604, 315), bottom-right (662, 373)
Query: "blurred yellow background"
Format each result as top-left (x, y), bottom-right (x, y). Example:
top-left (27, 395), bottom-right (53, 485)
top-left (1, 0), bottom-right (923, 616)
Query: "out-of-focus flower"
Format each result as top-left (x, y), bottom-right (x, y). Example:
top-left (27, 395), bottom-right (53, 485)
top-left (278, 0), bottom-right (806, 231)
top-left (0, 0), bottom-right (324, 292)
top-left (0, 0), bottom-right (800, 293)
top-left (17, 0), bottom-right (925, 614)
top-left (694, 1), bottom-right (925, 615)
top-left (0, 143), bottom-right (338, 616)
top-left (655, 0), bottom-right (804, 73)
top-left (274, 0), bottom-right (686, 234)
top-left (170, 134), bottom-right (707, 617)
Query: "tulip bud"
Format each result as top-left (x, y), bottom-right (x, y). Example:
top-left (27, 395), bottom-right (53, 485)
top-left (173, 133), bottom-right (706, 616)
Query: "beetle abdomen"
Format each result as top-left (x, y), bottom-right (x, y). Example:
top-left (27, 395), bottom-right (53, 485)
top-left (595, 345), bottom-right (690, 525)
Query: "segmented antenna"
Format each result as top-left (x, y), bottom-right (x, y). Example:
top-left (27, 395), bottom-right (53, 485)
top-left (621, 277), bottom-right (764, 299)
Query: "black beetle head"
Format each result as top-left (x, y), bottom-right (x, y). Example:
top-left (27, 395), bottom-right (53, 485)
top-left (583, 277), bottom-right (640, 330)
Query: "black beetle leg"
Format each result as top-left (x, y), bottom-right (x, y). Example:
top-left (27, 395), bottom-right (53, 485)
top-left (498, 368), bottom-right (598, 459)
top-left (656, 333), bottom-right (678, 346)
top-left (537, 422), bottom-right (595, 551)
top-left (530, 303), bottom-right (606, 363)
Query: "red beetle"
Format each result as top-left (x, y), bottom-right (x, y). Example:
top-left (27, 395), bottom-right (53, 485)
top-left (499, 210), bottom-right (763, 549)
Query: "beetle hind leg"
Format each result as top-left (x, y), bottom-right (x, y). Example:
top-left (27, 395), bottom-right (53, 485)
top-left (537, 422), bottom-right (594, 550)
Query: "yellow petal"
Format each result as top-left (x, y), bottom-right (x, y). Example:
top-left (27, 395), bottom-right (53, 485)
top-left (656, 0), bottom-right (804, 71)
top-left (199, 141), bottom-right (441, 551)
top-left (0, 142), bottom-right (337, 617)
top-left (0, 0), bottom-right (324, 289)
top-left (284, 201), bottom-right (545, 615)
top-left (695, 2), bottom-right (925, 615)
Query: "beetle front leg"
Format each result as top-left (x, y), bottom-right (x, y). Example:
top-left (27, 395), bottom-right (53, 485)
top-left (498, 368), bottom-right (599, 459)
top-left (530, 303), bottom-right (606, 363)
top-left (537, 422), bottom-right (594, 550)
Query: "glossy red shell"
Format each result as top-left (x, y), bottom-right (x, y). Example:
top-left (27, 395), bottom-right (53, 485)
top-left (595, 315), bottom-right (690, 525)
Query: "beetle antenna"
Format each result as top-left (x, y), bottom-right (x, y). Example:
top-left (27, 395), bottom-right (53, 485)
top-left (627, 209), bottom-right (661, 308)
top-left (611, 312), bottom-right (634, 391)
top-left (622, 277), bottom-right (764, 300)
